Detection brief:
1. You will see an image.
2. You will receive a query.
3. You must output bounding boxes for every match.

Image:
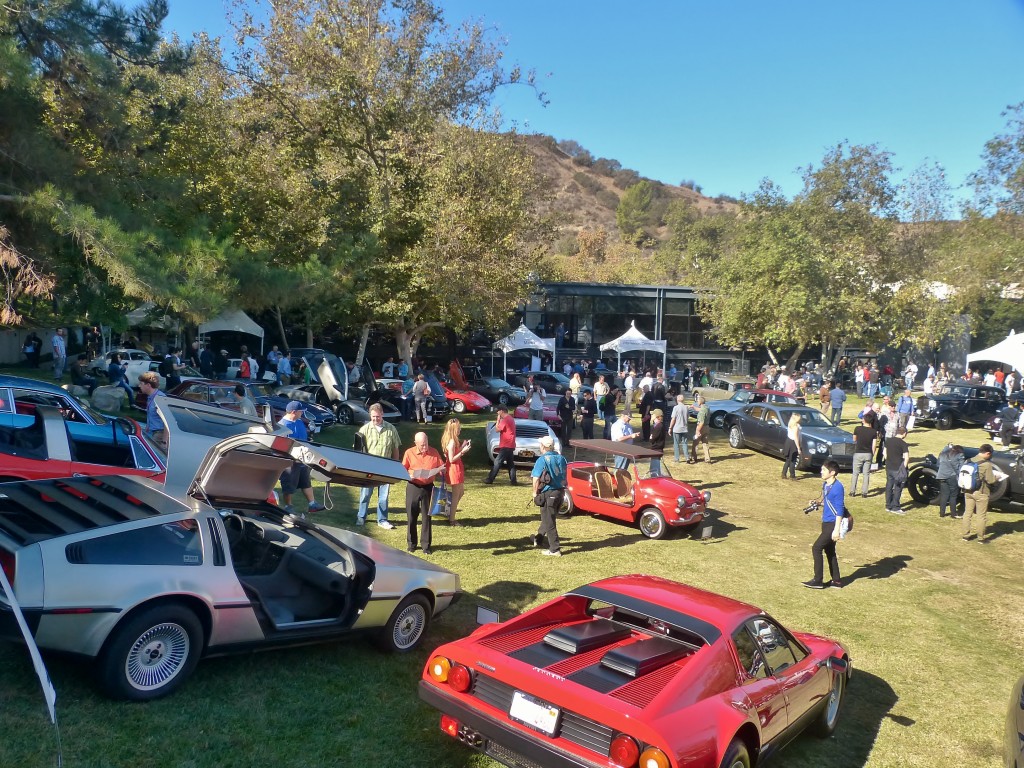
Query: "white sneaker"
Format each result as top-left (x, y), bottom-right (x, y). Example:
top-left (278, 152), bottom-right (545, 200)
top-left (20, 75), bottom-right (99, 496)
top-left (378, 520), bottom-right (395, 530)
top-left (355, 518), bottom-right (366, 526)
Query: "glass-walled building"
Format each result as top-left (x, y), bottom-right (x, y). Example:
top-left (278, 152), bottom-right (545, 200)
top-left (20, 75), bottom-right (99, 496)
top-left (522, 282), bottom-right (746, 372)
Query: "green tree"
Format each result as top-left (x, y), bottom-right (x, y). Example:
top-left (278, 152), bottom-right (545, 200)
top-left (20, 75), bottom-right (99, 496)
top-left (616, 180), bottom-right (654, 243)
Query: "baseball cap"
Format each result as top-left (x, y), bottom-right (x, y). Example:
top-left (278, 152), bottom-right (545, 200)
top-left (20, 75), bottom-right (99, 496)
top-left (286, 400), bottom-right (303, 412)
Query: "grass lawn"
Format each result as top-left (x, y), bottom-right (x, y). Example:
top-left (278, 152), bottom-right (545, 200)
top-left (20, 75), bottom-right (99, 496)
top-left (0, 367), bottom-right (1019, 767)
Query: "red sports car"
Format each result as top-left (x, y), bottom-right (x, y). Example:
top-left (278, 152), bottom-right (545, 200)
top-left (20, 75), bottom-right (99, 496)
top-left (439, 382), bottom-right (492, 414)
top-left (515, 393), bottom-right (564, 430)
top-left (562, 439), bottom-right (709, 539)
top-left (420, 575), bottom-right (851, 768)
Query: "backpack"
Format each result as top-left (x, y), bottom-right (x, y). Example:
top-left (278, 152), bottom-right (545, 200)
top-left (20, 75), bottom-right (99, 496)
top-left (958, 462), bottom-right (981, 492)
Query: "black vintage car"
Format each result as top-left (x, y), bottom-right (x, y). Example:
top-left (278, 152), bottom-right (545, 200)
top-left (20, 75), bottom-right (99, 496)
top-left (460, 365), bottom-right (527, 406)
top-left (907, 446), bottom-right (1023, 507)
top-left (914, 383), bottom-right (1008, 430)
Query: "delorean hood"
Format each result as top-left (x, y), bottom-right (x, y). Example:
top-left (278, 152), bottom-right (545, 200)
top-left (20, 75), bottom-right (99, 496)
top-left (187, 432), bottom-right (409, 506)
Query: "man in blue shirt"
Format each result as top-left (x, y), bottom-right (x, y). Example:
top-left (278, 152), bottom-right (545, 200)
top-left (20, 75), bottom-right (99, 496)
top-left (137, 371), bottom-right (167, 449)
top-left (895, 388), bottom-right (915, 430)
top-left (530, 436), bottom-right (568, 556)
top-left (829, 381), bottom-right (847, 425)
top-left (277, 401), bottom-right (326, 515)
top-left (277, 351), bottom-right (293, 385)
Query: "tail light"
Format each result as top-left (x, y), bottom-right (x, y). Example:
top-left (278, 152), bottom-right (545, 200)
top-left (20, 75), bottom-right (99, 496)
top-left (639, 746), bottom-right (671, 768)
top-left (440, 715), bottom-right (460, 738)
top-left (428, 655), bottom-right (451, 683)
top-left (610, 734), bottom-right (640, 767)
top-left (0, 549), bottom-right (14, 587)
top-left (448, 663), bottom-right (472, 692)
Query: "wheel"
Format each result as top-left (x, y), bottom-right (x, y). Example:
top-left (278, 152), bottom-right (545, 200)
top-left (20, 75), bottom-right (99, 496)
top-left (907, 467), bottom-right (939, 505)
top-left (98, 604), bottom-right (203, 701)
top-left (728, 425), bottom-right (745, 449)
top-left (377, 594), bottom-right (431, 653)
top-left (497, 392), bottom-right (510, 406)
top-left (557, 491), bottom-right (574, 516)
top-left (336, 405), bottom-right (354, 425)
top-left (638, 507), bottom-right (667, 540)
top-left (719, 738), bottom-right (751, 768)
top-left (711, 411), bottom-right (726, 430)
top-left (452, 399), bottom-right (466, 414)
top-left (811, 668), bottom-right (847, 736)
top-left (990, 476), bottom-right (1008, 503)
top-left (936, 412), bottom-right (954, 430)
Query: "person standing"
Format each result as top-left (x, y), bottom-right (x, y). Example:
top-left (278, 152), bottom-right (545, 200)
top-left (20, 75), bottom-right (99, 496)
top-left (277, 401), bottom-right (328, 515)
top-left (441, 418), bottom-right (471, 526)
top-left (895, 388), bottom-right (914, 430)
top-left (623, 370), bottom-right (636, 417)
top-left (529, 435), bottom-right (567, 556)
top-left (277, 350), bottom-right (293, 385)
top-left (669, 394), bottom-right (690, 463)
top-left (610, 412), bottom-right (637, 469)
top-left (232, 383), bottom-right (258, 417)
top-left (935, 443), bottom-right (965, 518)
top-left (602, 386), bottom-right (620, 439)
top-left (961, 444), bottom-right (997, 543)
top-left (137, 372), bottom-right (167, 449)
top-left (828, 381), bottom-right (847, 425)
top-left (412, 374), bottom-right (431, 423)
top-left (884, 426), bottom-right (910, 514)
top-left (381, 356), bottom-right (396, 378)
top-left (483, 406), bottom-right (517, 485)
top-left (692, 394), bottom-right (712, 464)
top-left (265, 345), bottom-right (281, 377)
top-left (51, 328), bottom-right (67, 382)
top-left (782, 412), bottom-right (803, 480)
top-left (199, 343), bottom-right (215, 378)
top-left (648, 409), bottom-right (666, 475)
top-left (401, 432), bottom-right (444, 554)
top-left (214, 349), bottom-right (229, 378)
top-left (579, 390), bottom-right (598, 439)
top-left (527, 380), bottom-right (545, 421)
top-left (556, 389), bottom-right (575, 445)
top-left (904, 360), bottom-right (918, 390)
top-left (356, 403), bottom-right (400, 529)
top-left (803, 459), bottom-right (846, 589)
top-left (850, 411), bottom-right (876, 496)
top-left (594, 374), bottom-right (610, 421)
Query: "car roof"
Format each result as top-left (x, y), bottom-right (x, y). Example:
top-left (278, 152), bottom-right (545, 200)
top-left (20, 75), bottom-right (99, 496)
top-left (567, 438), bottom-right (663, 459)
top-left (0, 375), bottom-right (78, 396)
top-left (714, 374), bottom-right (755, 383)
top-left (750, 388), bottom-right (789, 396)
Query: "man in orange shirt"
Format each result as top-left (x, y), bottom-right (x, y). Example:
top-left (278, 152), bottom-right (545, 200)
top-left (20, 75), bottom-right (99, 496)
top-left (402, 432), bottom-right (445, 554)
top-left (483, 406), bottom-right (518, 485)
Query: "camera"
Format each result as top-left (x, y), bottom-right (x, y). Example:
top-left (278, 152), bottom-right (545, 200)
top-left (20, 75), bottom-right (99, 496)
top-left (802, 501), bottom-right (821, 515)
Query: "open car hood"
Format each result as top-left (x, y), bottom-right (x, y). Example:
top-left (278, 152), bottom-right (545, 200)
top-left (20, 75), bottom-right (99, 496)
top-left (189, 432), bottom-right (408, 506)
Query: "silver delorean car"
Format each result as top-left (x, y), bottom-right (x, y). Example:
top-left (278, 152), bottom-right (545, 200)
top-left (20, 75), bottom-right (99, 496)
top-left (0, 399), bottom-right (460, 701)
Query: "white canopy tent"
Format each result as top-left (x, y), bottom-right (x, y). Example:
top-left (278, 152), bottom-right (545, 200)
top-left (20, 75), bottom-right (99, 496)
top-left (966, 330), bottom-right (1024, 374)
top-left (198, 309), bottom-right (265, 353)
top-left (493, 323), bottom-right (556, 379)
top-left (599, 320), bottom-right (667, 374)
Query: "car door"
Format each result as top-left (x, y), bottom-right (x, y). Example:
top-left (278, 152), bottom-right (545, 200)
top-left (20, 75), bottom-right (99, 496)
top-left (743, 405), bottom-right (768, 449)
top-left (732, 623), bottom-right (789, 745)
top-left (761, 408), bottom-right (787, 458)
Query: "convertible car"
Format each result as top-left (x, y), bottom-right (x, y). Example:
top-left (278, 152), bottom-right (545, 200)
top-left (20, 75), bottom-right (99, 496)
top-left (0, 402), bottom-right (461, 701)
top-left (420, 575), bottom-right (850, 768)
top-left (907, 446), bottom-right (1023, 507)
top-left (515, 393), bottom-right (565, 431)
top-left (564, 439), bottom-right (710, 540)
top-left (724, 404), bottom-right (855, 470)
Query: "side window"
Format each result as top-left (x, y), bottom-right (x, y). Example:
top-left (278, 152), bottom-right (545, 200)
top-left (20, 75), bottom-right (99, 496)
top-left (12, 389), bottom-right (80, 420)
top-left (183, 384), bottom-right (209, 401)
top-left (129, 435), bottom-right (161, 471)
top-left (747, 406), bottom-right (765, 420)
top-left (764, 410), bottom-right (781, 426)
top-left (749, 618), bottom-right (798, 674)
top-left (0, 390), bottom-right (10, 413)
top-left (68, 518), bottom-right (202, 566)
top-left (733, 627), bottom-right (767, 679)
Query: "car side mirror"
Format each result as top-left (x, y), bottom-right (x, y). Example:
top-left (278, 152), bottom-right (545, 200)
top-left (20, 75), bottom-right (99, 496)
top-left (819, 656), bottom-right (849, 674)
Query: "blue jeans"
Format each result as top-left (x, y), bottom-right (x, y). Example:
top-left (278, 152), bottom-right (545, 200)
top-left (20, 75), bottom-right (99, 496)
top-left (672, 432), bottom-right (689, 462)
top-left (614, 454), bottom-right (629, 470)
top-left (359, 483), bottom-right (390, 523)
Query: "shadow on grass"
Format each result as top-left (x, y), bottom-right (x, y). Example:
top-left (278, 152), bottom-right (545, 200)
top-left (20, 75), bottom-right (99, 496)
top-left (843, 555), bottom-right (912, 585)
top-left (986, 514), bottom-right (1024, 541)
top-left (783, 669), bottom-right (902, 767)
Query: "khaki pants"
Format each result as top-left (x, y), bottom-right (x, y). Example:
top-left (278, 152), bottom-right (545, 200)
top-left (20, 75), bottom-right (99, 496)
top-left (962, 492), bottom-right (989, 538)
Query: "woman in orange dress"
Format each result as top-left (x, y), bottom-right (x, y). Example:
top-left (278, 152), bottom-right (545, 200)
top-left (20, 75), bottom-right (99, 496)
top-left (441, 418), bottom-right (471, 525)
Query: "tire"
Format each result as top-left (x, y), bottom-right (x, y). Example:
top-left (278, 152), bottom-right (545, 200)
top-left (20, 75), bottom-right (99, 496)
top-left (498, 392), bottom-right (510, 406)
top-left (336, 405), bottom-right (354, 425)
top-left (990, 476), bottom-right (1009, 503)
top-left (638, 507), bottom-right (668, 540)
top-left (907, 467), bottom-right (939, 505)
top-left (936, 411), bottom-right (954, 430)
top-left (557, 491), bottom-right (574, 517)
top-left (711, 411), bottom-right (726, 430)
top-left (719, 738), bottom-right (751, 768)
top-left (728, 425), bottom-right (745, 449)
top-left (452, 399), bottom-right (466, 414)
top-left (811, 668), bottom-right (847, 737)
top-left (378, 594), bottom-right (431, 653)
top-left (98, 603), bottom-right (203, 701)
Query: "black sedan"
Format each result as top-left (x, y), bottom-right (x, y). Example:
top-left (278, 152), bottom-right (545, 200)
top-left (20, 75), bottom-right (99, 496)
top-left (513, 371), bottom-right (593, 397)
top-left (724, 403), bottom-right (855, 470)
top-left (914, 383), bottom-right (1008, 430)
top-left (463, 374), bottom-right (527, 406)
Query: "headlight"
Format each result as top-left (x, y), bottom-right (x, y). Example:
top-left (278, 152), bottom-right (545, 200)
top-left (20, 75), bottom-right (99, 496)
top-left (677, 495), bottom-right (687, 507)
top-left (928, 400), bottom-right (937, 409)
top-left (702, 490), bottom-right (712, 504)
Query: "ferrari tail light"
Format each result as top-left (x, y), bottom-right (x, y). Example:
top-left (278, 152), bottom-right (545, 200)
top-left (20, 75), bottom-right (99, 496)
top-left (440, 715), bottom-right (460, 738)
top-left (428, 656), bottom-right (451, 683)
top-left (639, 746), bottom-right (671, 768)
top-left (447, 663), bottom-right (473, 692)
top-left (609, 734), bottom-right (640, 767)
top-left (0, 549), bottom-right (14, 587)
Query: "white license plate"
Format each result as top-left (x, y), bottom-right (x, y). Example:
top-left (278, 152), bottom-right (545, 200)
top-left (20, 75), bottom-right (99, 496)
top-left (509, 690), bottom-right (560, 736)
top-left (517, 449), bottom-right (535, 458)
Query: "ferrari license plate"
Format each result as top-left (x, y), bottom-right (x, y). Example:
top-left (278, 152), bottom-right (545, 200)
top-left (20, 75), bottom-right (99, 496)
top-left (509, 690), bottom-right (560, 736)
top-left (516, 449), bottom-right (535, 458)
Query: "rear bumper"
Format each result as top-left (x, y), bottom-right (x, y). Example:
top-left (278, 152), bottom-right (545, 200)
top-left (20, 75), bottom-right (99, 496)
top-left (0, 600), bottom-right (42, 642)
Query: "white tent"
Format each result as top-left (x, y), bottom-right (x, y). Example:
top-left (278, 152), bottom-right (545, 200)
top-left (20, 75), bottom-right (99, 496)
top-left (599, 320), bottom-right (667, 374)
top-left (199, 309), bottom-right (265, 353)
top-left (966, 330), bottom-right (1024, 374)
top-left (493, 323), bottom-right (556, 379)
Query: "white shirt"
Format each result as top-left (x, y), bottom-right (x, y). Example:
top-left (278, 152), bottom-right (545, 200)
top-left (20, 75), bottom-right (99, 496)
top-left (984, 373), bottom-right (996, 387)
top-left (923, 377), bottom-right (935, 395)
top-left (611, 419), bottom-right (634, 442)
top-left (639, 375), bottom-right (654, 391)
top-left (624, 375), bottom-right (636, 391)
top-left (529, 389), bottom-right (545, 410)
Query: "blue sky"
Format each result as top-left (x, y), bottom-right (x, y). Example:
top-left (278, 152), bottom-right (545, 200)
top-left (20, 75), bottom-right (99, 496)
top-left (162, 0), bottom-right (1024, 202)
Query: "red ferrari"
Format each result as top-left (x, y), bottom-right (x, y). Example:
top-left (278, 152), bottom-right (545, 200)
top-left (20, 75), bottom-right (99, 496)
top-left (439, 381), bottom-right (492, 414)
top-left (420, 575), bottom-right (850, 768)
top-left (514, 393), bottom-right (563, 430)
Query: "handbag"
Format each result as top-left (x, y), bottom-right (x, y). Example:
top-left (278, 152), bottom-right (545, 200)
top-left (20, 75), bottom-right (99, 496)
top-left (430, 479), bottom-right (452, 518)
top-left (906, 414), bottom-right (916, 431)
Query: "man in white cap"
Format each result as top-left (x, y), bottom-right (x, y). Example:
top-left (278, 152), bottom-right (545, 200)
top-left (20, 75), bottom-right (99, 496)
top-left (277, 400), bottom-right (326, 515)
top-left (529, 435), bottom-right (567, 556)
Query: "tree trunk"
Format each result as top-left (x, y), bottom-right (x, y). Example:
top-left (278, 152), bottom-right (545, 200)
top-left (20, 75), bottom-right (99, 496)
top-left (354, 323), bottom-right (370, 367)
top-left (784, 342), bottom-right (807, 372)
top-left (395, 325), bottom-right (414, 368)
top-left (273, 304), bottom-right (288, 351)
top-left (765, 346), bottom-right (780, 366)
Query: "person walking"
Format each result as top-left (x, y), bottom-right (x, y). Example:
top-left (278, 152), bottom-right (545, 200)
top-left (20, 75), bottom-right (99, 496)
top-left (850, 411), bottom-right (876, 496)
top-left (692, 394), bottom-right (712, 464)
top-left (669, 394), bottom-right (690, 463)
top-left (356, 403), bottom-right (401, 529)
top-left (578, 390), bottom-right (598, 439)
top-left (441, 418), bottom-right (470, 526)
top-left (884, 426), bottom-right (910, 514)
top-left (137, 371), bottom-right (167, 449)
top-left (401, 432), bottom-right (445, 554)
top-left (52, 328), bottom-right (67, 382)
top-left (782, 412), bottom-right (803, 479)
top-left (828, 381), bottom-right (846, 424)
top-left (935, 443), bottom-right (965, 518)
top-left (961, 444), bottom-right (997, 542)
top-left (483, 406), bottom-right (517, 485)
top-left (529, 435), bottom-right (568, 556)
top-left (803, 460), bottom-right (847, 589)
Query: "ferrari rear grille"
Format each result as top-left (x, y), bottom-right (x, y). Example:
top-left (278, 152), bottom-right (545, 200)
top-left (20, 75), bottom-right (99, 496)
top-left (609, 661), bottom-right (683, 708)
top-left (472, 673), bottom-right (613, 757)
top-left (480, 623), bottom-right (559, 654)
